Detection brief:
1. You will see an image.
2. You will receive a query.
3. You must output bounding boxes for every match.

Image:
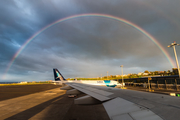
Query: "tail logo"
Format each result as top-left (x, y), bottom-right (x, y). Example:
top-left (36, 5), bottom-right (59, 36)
top-left (53, 68), bottom-right (66, 81)
top-left (56, 70), bottom-right (64, 81)
top-left (56, 71), bottom-right (60, 78)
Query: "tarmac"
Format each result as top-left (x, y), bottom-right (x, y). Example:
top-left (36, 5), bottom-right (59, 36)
top-left (0, 84), bottom-right (61, 101)
top-left (0, 84), bottom-right (109, 120)
top-left (1, 84), bottom-right (180, 120)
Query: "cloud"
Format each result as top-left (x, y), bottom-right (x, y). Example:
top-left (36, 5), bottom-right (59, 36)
top-left (1, 0), bottom-right (180, 81)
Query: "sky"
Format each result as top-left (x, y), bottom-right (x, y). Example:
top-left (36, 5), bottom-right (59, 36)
top-left (1, 0), bottom-right (180, 82)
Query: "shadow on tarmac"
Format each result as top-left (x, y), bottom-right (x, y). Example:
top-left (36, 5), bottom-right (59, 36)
top-left (5, 95), bottom-right (65, 120)
top-left (5, 93), bottom-right (109, 120)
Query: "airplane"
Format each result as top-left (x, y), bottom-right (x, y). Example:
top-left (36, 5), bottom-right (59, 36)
top-left (53, 68), bottom-right (180, 120)
top-left (53, 68), bottom-right (124, 88)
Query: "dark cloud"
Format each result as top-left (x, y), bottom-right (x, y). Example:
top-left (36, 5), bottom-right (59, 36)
top-left (1, 0), bottom-right (180, 81)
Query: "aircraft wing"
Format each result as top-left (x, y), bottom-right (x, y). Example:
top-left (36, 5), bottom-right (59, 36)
top-left (62, 82), bottom-right (178, 120)
top-left (66, 83), bottom-right (114, 101)
top-left (54, 69), bottom-right (180, 120)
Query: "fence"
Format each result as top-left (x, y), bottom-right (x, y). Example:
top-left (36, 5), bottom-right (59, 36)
top-left (119, 76), bottom-right (180, 90)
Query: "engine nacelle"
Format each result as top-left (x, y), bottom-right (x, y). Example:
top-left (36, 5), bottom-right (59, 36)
top-left (66, 89), bottom-right (82, 95)
top-left (60, 86), bottom-right (73, 90)
top-left (74, 95), bottom-right (100, 104)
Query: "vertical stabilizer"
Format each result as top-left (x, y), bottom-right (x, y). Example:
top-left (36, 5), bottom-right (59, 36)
top-left (53, 68), bottom-right (66, 81)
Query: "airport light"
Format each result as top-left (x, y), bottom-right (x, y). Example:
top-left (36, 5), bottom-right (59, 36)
top-left (167, 41), bottom-right (180, 78)
top-left (120, 65), bottom-right (124, 86)
top-left (107, 71), bottom-right (108, 80)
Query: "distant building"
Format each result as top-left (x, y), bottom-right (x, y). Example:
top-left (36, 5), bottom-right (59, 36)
top-left (128, 73), bottom-right (132, 76)
top-left (138, 72), bottom-right (149, 76)
top-left (143, 73), bottom-right (149, 76)
top-left (158, 71), bottom-right (164, 74)
top-left (116, 75), bottom-right (121, 77)
top-left (20, 81), bottom-right (27, 84)
top-left (138, 72), bottom-right (143, 75)
top-left (172, 68), bottom-right (178, 75)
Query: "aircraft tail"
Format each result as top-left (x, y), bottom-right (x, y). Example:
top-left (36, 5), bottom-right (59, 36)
top-left (53, 68), bottom-right (66, 81)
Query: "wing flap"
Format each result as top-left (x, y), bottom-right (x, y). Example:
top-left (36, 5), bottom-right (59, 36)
top-left (103, 98), bottom-right (163, 120)
top-left (103, 97), bottom-right (163, 120)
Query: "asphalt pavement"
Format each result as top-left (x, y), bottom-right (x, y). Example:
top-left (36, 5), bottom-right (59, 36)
top-left (0, 85), bottom-right (109, 120)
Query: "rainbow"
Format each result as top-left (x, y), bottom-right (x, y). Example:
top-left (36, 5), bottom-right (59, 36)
top-left (2, 13), bottom-right (176, 79)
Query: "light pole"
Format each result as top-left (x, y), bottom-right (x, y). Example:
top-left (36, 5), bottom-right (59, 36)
top-left (167, 41), bottom-right (180, 78)
top-left (120, 65), bottom-right (124, 86)
top-left (107, 71), bottom-right (108, 80)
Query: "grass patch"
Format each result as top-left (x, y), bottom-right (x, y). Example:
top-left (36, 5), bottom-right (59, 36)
top-left (0, 82), bottom-right (52, 86)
